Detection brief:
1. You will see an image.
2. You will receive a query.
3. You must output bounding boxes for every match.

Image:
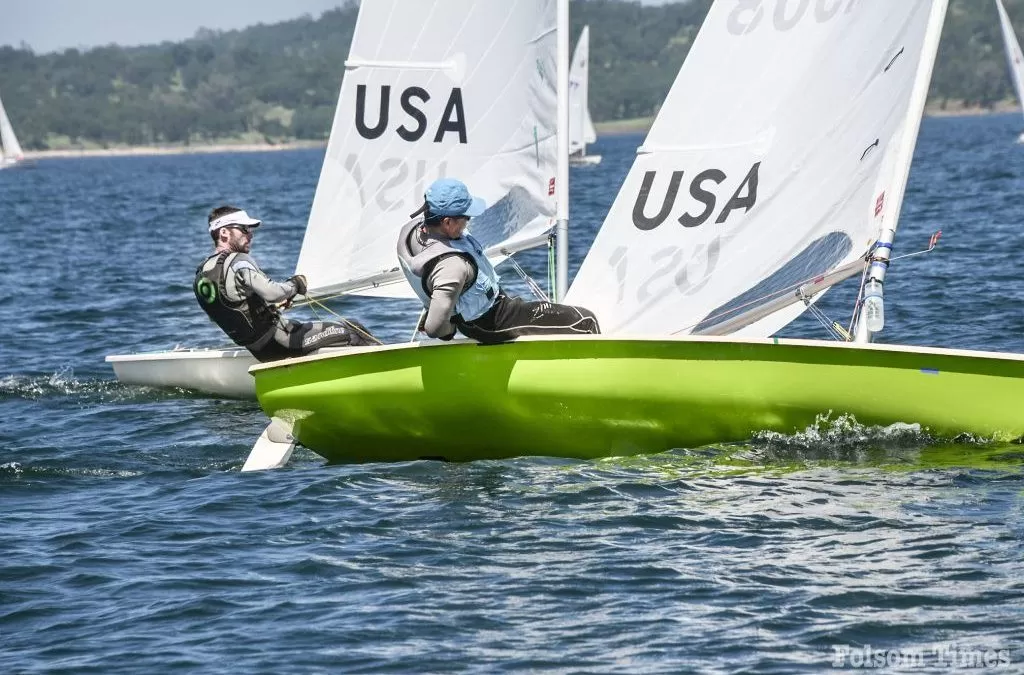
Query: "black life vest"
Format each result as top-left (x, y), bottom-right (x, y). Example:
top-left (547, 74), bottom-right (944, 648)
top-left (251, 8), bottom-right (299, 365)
top-left (193, 252), bottom-right (278, 346)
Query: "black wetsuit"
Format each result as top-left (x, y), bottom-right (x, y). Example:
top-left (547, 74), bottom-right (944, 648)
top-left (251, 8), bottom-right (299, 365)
top-left (455, 293), bottom-right (600, 344)
top-left (397, 220), bottom-right (600, 344)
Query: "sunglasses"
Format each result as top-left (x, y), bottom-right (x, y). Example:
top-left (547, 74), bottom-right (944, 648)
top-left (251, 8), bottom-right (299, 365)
top-left (228, 225), bottom-right (254, 235)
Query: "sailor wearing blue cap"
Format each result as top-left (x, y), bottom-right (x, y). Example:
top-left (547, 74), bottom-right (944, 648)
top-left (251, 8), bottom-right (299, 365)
top-left (398, 178), bottom-right (600, 343)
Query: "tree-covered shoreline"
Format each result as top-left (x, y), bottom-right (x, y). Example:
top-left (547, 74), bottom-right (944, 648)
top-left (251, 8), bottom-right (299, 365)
top-left (1, 0), bottom-right (1021, 150)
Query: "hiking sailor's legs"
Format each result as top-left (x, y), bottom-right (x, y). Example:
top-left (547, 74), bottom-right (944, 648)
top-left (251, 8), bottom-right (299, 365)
top-left (248, 319), bottom-right (378, 362)
top-left (455, 294), bottom-right (600, 345)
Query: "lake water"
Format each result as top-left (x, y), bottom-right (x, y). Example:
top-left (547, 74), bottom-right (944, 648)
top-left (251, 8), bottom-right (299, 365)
top-left (1, 114), bottom-right (1023, 672)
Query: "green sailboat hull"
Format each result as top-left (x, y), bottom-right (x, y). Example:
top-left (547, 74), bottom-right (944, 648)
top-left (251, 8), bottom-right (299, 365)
top-left (250, 336), bottom-right (1024, 464)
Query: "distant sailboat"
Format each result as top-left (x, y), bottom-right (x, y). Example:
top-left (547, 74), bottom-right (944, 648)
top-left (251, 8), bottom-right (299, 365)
top-left (995, 0), bottom-right (1024, 142)
top-left (0, 89), bottom-right (25, 169)
top-left (568, 26), bottom-right (601, 165)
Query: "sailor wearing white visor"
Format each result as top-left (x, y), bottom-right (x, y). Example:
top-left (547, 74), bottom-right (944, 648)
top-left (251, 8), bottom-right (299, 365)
top-left (194, 205), bottom-right (378, 361)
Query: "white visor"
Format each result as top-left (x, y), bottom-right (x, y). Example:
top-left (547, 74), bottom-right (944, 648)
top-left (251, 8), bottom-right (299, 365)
top-left (209, 210), bottom-right (262, 232)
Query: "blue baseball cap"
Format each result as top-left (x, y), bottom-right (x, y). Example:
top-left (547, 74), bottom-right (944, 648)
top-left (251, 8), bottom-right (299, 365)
top-left (425, 178), bottom-right (487, 218)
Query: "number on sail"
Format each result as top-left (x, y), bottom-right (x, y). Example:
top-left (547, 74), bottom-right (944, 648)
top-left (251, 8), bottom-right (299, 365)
top-left (342, 153), bottom-right (448, 213)
top-left (727, 0), bottom-right (858, 35)
top-left (611, 237), bottom-right (724, 305)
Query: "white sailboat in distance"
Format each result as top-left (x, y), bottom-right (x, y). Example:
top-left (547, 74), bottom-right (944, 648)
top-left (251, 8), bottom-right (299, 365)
top-left (995, 0), bottom-right (1024, 142)
top-left (568, 26), bottom-right (601, 165)
top-left (0, 88), bottom-right (25, 169)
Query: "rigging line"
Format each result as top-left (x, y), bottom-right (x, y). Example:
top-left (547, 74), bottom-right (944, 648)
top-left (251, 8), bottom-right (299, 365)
top-left (888, 230), bottom-right (942, 262)
top-left (547, 235), bottom-right (557, 300)
top-left (288, 278), bottom-right (401, 306)
top-left (505, 254), bottom-right (550, 302)
top-left (848, 257), bottom-right (871, 335)
top-left (306, 297), bottom-right (384, 346)
top-left (805, 301), bottom-right (847, 342)
top-left (305, 296), bottom-right (325, 323)
top-left (410, 308), bottom-right (426, 343)
top-left (805, 303), bottom-right (835, 337)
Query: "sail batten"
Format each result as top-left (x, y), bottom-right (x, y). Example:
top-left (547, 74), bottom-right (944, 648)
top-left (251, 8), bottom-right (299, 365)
top-left (566, 0), bottom-right (949, 338)
top-left (344, 59), bottom-right (458, 71)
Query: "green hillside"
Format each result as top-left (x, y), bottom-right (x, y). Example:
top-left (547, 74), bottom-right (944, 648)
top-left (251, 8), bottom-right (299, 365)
top-left (0, 0), bottom-right (1020, 149)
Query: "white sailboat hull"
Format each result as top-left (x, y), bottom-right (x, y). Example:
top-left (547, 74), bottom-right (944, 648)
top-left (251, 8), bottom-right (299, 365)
top-left (106, 345), bottom-right (364, 399)
top-left (106, 349), bottom-right (258, 399)
top-left (569, 153), bottom-right (602, 166)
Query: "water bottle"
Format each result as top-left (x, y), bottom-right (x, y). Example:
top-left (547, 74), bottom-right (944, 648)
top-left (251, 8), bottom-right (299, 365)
top-left (863, 278), bottom-right (885, 333)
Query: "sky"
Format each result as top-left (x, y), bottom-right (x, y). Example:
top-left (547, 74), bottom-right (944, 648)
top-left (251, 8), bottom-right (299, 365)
top-left (1, 0), bottom-right (682, 54)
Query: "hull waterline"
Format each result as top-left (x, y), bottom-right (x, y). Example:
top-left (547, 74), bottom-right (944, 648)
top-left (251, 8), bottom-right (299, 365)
top-left (250, 336), bottom-right (1024, 464)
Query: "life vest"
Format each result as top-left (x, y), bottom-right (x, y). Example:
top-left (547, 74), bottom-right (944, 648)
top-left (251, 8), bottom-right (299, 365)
top-left (397, 220), bottom-right (500, 322)
top-left (193, 252), bottom-right (278, 346)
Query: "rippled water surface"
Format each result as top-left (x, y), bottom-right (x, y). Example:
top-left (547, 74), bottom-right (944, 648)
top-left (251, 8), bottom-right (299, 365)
top-left (2, 115), bottom-right (1024, 673)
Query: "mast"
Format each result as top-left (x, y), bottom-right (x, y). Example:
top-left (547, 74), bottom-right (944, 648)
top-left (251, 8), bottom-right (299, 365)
top-left (555, 0), bottom-right (570, 301)
top-left (854, 0), bottom-right (949, 343)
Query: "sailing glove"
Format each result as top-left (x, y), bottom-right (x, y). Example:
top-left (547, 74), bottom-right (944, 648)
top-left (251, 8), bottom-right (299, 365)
top-left (288, 275), bottom-right (308, 297)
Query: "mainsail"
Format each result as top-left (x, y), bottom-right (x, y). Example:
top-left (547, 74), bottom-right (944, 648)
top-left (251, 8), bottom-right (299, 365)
top-left (296, 0), bottom-right (559, 298)
top-left (569, 25), bottom-right (597, 157)
top-left (566, 0), bottom-right (948, 337)
top-left (996, 0), bottom-right (1024, 126)
top-left (0, 89), bottom-right (24, 164)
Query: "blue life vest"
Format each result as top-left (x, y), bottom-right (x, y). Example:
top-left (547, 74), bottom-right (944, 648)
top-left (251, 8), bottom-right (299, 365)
top-left (397, 219), bottom-right (500, 321)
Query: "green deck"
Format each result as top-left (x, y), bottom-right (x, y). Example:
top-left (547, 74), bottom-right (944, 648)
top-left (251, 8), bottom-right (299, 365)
top-left (251, 336), bottom-right (1024, 463)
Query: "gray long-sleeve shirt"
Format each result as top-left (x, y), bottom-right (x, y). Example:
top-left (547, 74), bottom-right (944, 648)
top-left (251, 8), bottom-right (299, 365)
top-left (216, 252), bottom-right (299, 305)
top-left (422, 256), bottom-right (475, 339)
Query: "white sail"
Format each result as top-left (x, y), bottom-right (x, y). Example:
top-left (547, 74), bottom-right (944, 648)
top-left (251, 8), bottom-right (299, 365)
top-left (996, 0), bottom-right (1024, 124)
top-left (0, 90), bottom-right (25, 163)
top-left (584, 102), bottom-right (597, 146)
top-left (296, 0), bottom-right (559, 298)
top-left (569, 25), bottom-right (596, 155)
top-left (566, 0), bottom-right (948, 337)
